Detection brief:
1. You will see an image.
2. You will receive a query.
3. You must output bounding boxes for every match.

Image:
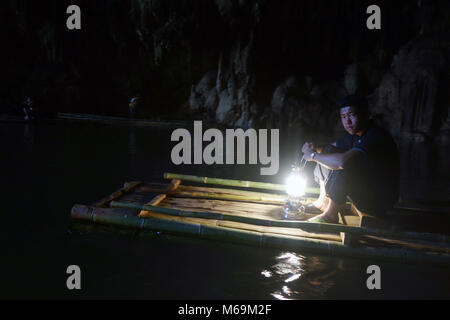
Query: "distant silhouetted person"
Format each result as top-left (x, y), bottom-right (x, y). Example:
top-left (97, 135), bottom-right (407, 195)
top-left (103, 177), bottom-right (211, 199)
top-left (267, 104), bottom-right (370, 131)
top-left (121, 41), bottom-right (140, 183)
top-left (129, 97), bottom-right (139, 118)
top-left (22, 97), bottom-right (36, 121)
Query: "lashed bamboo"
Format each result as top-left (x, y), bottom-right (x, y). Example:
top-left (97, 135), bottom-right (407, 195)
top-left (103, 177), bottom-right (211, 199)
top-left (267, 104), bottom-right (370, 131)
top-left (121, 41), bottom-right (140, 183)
top-left (70, 204), bottom-right (450, 267)
top-left (362, 235), bottom-right (450, 254)
top-left (168, 179), bottom-right (181, 191)
top-left (111, 201), bottom-right (450, 244)
top-left (124, 181), bottom-right (168, 190)
top-left (134, 183), bottom-right (350, 209)
top-left (139, 194), bottom-right (167, 217)
top-left (74, 205), bottom-right (443, 252)
top-left (162, 197), bottom-right (291, 219)
top-left (140, 184), bottom-right (287, 200)
top-left (171, 191), bottom-right (286, 204)
top-left (93, 181), bottom-right (142, 207)
top-left (164, 172), bottom-right (320, 194)
top-left (176, 185), bottom-right (291, 203)
top-left (168, 191), bottom-right (351, 211)
top-left (178, 185), bottom-right (286, 198)
top-left (139, 209), bottom-right (341, 242)
top-left (137, 184), bottom-right (292, 204)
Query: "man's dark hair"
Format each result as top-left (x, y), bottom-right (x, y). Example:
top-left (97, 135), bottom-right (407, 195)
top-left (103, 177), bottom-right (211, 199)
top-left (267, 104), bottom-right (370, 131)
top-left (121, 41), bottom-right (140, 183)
top-left (337, 95), bottom-right (369, 113)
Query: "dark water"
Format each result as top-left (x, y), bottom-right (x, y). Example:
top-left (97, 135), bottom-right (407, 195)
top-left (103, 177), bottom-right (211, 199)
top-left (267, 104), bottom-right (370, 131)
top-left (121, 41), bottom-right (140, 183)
top-left (0, 122), bottom-right (449, 299)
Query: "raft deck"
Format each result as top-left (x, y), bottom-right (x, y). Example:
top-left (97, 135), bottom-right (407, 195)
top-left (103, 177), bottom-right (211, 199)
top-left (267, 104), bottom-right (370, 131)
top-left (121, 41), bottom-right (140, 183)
top-left (70, 174), bottom-right (450, 267)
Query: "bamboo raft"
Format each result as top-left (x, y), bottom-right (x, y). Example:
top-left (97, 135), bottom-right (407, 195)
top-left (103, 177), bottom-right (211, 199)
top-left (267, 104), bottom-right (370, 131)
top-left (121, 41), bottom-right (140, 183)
top-left (70, 173), bottom-right (450, 267)
top-left (56, 113), bottom-right (193, 127)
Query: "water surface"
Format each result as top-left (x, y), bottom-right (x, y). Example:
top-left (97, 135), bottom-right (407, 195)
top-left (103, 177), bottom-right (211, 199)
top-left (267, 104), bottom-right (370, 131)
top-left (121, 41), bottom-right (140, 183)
top-left (1, 122), bottom-right (449, 299)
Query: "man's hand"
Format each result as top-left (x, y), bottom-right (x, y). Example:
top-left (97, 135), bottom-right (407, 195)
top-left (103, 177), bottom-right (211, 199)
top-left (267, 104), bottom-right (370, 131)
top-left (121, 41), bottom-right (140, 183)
top-left (301, 142), bottom-right (316, 161)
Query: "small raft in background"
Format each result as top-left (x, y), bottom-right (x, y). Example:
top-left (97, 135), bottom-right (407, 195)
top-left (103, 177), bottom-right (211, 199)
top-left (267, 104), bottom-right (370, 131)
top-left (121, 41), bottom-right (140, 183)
top-left (70, 173), bottom-right (450, 267)
top-left (0, 113), bottom-right (193, 128)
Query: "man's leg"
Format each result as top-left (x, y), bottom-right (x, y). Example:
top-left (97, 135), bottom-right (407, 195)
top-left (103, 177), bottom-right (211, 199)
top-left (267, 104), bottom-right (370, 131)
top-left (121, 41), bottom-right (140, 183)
top-left (312, 180), bottom-right (328, 210)
top-left (328, 163), bottom-right (388, 217)
top-left (309, 169), bottom-right (349, 223)
top-left (316, 197), bottom-right (341, 223)
top-left (311, 145), bottom-right (346, 211)
top-left (312, 163), bottom-right (331, 210)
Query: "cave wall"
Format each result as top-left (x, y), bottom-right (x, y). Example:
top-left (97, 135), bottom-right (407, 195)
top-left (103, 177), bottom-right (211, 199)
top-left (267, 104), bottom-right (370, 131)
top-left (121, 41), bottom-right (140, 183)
top-left (2, 0), bottom-right (450, 141)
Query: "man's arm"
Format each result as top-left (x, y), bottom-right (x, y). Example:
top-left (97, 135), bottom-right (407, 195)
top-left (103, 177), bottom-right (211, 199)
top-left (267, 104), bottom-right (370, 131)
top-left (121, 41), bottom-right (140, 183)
top-left (309, 149), bottom-right (361, 170)
top-left (301, 142), bottom-right (362, 170)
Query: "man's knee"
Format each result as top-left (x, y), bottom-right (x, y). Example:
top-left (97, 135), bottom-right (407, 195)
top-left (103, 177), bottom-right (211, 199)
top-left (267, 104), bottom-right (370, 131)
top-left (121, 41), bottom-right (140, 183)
top-left (314, 163), bottom-right (331, 184)
top-left (325, 170), bottom-right (349, 205)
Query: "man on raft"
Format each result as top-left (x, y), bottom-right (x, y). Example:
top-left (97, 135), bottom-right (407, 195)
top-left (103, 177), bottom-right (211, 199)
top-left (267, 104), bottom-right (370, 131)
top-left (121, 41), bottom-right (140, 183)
top-left (302, 95), bottom-right (400, 223)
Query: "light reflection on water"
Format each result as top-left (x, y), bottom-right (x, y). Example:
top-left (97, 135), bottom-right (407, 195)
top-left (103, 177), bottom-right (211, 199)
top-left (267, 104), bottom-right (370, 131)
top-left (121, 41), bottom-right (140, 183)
top-left (261, 252), bottom-right (348, 299)
top-left (261, 252), bottom-right (308, 299)
top-left (269, 252), bottom-right (304, 299)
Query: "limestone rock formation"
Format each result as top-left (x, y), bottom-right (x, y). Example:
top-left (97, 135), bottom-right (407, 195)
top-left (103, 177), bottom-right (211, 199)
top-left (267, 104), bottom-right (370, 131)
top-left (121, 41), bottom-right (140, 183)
top-left (371, 39), bottom-right (450, 138)
top-left (3, 0), bottom-right (450, 143)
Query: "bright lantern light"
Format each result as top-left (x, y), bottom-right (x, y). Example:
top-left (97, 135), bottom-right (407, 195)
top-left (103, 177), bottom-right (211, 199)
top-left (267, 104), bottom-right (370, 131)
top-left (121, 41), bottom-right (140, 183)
top-left (286, 173), bottom-right (306, 197)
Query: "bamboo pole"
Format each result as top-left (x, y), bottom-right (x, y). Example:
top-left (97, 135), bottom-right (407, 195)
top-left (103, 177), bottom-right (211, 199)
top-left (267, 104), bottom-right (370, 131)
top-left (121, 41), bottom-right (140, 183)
top-left (143, 184), bottom-right (289, 200)
top-left (167, 191), bottom-right (349, 211)
top-left (135, 183), bottom-right (345, 209)
top-left (168, 179), bottom-right (181, 191)
top-left (137, 186), bottom-right (282, 202)
top-left (71, 204), bottom-right (450, 267)
top-left (139, 194), bottom-right (167, 217)
top-left (179, 185), bottom-right (287, 198)
top-left (163, 172), bottom-right (320, 195)
top-left (139, 210), bottom-right (341, 242)
top-left (171, 191), bottom-right (286, 204)
top-left (137, 184), bottom-right (293, 204)
top-left (111, 201), bottom-right (450, 244)
top-left (93, 181), bottom-right (142, 208)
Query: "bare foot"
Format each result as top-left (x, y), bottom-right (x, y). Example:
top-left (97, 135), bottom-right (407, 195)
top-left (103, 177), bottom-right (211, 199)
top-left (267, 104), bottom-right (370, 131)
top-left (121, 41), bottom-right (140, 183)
top-left (311, 212), bottom-right (339, 224)
top-left (314, 197), bottom-right (339, 223)
top-left (312, 197), bottom-right (329, 211)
